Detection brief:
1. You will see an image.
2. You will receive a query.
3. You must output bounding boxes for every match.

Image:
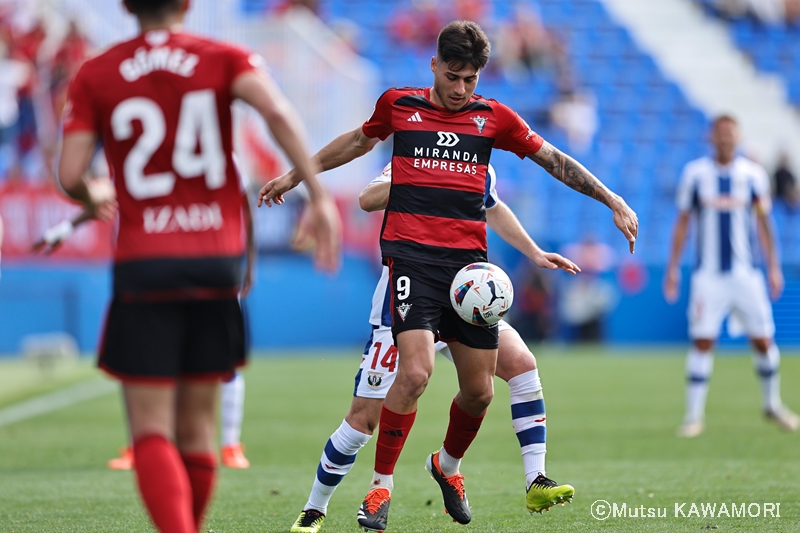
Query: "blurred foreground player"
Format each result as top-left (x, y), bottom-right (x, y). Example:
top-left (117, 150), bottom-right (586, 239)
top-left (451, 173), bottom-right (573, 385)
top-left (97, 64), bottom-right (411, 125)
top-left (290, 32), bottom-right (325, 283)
top-left (56, 1), bottom-right (339, 532)
top-left (665, 115), bottom-right (798, 438)
top-left (291, 163), bottom-right (578, 533)
top-left (37, 181), bottom-right (254, 471)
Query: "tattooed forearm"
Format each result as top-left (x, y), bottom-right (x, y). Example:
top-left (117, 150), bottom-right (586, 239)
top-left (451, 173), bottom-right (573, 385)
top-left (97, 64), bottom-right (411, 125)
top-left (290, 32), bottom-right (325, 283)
top-left (527, 142), bottom-right (616, 207)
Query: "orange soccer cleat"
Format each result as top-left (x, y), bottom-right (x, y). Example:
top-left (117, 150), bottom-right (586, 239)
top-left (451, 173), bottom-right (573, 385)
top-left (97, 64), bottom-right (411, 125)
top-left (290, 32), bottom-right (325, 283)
top-left (107, 446), bottom-right (134, 470)
top-left (221, 443), bottom-right (250, 469)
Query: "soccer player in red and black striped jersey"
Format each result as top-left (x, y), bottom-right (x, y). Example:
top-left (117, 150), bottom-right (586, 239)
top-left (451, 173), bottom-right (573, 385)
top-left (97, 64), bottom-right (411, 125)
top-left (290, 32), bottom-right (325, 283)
top-left (260, 20), bottom-right (638, 532)
top-left (57, 1), bottom-right (340, 532)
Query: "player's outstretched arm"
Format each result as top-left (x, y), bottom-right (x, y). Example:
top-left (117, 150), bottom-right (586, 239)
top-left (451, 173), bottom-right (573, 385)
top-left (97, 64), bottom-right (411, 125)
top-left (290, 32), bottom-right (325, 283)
top-left (486, 201), bottom-right (580, 274)
top-left (32, 208), bottom-right (94, 254)
top-left (233, 72), bottom-right (321, 199)
top-left (527, 141), bottom-right (638, 253)
top-left (258, 127), bottom-right (380, 207)
top-left (233, 71), bottom-right (341, 272)
top-left (58, 132), bottom-right (116, 222)
top-left (240, 191), bottom-right (256, 296)
top-left (663, 211), bottom-right (690, 304)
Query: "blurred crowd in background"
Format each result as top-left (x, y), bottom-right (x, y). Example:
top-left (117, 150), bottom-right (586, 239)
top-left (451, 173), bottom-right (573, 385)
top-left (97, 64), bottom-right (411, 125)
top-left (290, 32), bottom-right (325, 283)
top-left (0, 8), bottom-right (87, 184)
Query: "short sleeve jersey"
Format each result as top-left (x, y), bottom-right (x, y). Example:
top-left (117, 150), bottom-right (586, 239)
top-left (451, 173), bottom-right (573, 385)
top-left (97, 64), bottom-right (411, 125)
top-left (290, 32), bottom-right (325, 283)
top-left (362, 87), bottom-right (542, 266)
top-left (676, 154), bottom-right (771, 274)
top-left (63, 30), bottom-right (258, 299)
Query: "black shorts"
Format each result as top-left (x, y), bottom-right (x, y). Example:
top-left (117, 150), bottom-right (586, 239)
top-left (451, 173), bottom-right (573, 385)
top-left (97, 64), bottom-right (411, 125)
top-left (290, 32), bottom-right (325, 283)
top-left (99, 297), bottom-right (246, 384)
top-left (387, 257), bottom-right (498, 350)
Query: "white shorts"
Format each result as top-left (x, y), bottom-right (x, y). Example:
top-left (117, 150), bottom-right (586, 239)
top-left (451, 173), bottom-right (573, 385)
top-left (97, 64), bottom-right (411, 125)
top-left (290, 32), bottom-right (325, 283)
top-left (687, 269), bottom-right (775, 340)
top-left (353, 320), bottom-right (512, 399)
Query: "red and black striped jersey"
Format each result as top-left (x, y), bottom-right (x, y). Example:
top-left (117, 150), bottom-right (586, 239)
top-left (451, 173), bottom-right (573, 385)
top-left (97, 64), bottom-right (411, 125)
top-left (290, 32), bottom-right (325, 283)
top-left (362, 87), bottom-right (543, 266)
top-left (64, 30), bottom-right (258, 300)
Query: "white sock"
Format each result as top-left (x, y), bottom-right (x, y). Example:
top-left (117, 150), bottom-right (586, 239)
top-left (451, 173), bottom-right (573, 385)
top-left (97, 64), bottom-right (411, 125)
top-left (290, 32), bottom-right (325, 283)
top-left (369, 472), bottom-right (394, 492)
top-left (306, 420), bottom-right (371, 513)
top-left (685, 348), bottom-right (713, 423)
top-left (437, 446), bottom-right (461, 478)
top-left (753, 344), bottom-right (781, 412)
top-left (508, 369), bottom-right (546, 486)
top-left (220, 372), bottom-right (245, 446)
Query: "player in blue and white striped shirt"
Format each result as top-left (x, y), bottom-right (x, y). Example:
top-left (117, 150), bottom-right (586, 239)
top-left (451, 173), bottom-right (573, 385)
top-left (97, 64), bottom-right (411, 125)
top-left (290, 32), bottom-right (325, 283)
top-left (665, 115), bottom-right (798, 437)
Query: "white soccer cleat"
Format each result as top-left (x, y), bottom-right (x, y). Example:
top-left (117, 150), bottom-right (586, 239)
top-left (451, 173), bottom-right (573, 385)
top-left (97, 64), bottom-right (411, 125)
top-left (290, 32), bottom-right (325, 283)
top-left (765, 406), bottom-right (800, 431)
top-left (676, 420), bottom-right (704, 438)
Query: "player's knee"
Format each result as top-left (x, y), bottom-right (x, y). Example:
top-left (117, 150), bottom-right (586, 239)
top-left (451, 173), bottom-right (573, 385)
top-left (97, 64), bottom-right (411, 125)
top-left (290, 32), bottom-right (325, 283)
top-left (751, 338), bottom-right (771, 353)
top-left (175, 417), bottom-right (215, 452)
top-left (694, 339), bottom-right (714, 351)
top-left (395, 368), bottom-right (431, 398)
top-left (461, 386), bottom-right (494, 413)
top-left (496, 348), bottom-right (536, 382)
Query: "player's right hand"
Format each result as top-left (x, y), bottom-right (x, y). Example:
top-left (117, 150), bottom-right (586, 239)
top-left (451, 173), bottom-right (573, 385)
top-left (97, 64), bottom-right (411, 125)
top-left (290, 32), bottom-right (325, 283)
top-left (258, 172), bottom-right (296, 207)
top-left (31, 208), bottom-right (94, 254)
top-left (663, 267), bottom-right (680, 303)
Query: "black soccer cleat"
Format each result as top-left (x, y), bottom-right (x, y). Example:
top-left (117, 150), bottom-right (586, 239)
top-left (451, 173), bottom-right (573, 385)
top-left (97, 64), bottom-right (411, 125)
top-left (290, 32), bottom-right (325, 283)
top-left (357, 487), bottom-right (391, 532)
top-left (290, 509), bottom-right (325, 533)
top-left (425, 451), bottom-right (471, 525)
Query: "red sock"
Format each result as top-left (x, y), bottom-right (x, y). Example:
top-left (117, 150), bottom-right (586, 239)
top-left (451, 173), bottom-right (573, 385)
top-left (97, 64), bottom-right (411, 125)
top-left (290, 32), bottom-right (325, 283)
top-left (374, 404), bottom-right (416, 475)
top-left (442, 399), bottom-right (486, 459)
top-left (181, 452), bottom-right (217, 529)
top-left (133, 434), bottom-right (195, 533)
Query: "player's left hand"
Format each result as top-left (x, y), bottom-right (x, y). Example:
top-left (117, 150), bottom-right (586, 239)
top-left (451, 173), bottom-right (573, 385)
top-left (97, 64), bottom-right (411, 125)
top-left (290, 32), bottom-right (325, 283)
top-left (532, 251), bottom-right (581, 275)
top-left (305, 195), bottom-right (342, 273)
top-left (86, 178), bottom-right (117, 222)
top-left (768, 265), bottom-right (784, 300)
top-left (240, 255), bottom-right (255, 297)
top-left (611, 197), bottom-right (638, 254)
top-left (258, 171), bottom-right (296, 207)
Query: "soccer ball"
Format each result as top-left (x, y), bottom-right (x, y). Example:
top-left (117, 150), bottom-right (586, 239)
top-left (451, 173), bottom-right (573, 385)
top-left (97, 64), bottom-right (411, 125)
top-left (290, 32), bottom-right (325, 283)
top-left (450, 262), bottom-right (514, 326)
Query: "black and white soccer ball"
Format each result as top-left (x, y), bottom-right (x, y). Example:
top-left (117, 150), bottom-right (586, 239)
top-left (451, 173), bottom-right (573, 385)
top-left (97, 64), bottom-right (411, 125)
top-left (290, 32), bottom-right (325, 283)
top-left (450, 262), bottom-right (514, 326)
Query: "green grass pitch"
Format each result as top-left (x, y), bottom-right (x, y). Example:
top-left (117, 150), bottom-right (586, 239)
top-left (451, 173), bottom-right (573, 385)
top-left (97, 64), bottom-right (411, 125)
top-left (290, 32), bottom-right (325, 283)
top-left (0, 345), bottom-right (798, 532)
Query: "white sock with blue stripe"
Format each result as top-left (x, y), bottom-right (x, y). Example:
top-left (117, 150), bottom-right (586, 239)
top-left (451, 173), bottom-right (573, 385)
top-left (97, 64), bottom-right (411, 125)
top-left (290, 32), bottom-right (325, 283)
top-left (508, 369), bottom-right (546, 486)
top-left (685, 347), bottom-right (713, 423)
top-left (753, 344), bottom-right (781, 413)
top-left (305, 420), bottom-right (371, 514)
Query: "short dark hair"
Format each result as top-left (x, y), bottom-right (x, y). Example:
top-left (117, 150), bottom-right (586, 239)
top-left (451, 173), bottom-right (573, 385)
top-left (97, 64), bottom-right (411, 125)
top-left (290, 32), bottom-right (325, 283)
top-left (437, 20), bottom-right (491, 71)
top-left (125, 0), bottom-right (184, 17)
top-left (712, 114), bottom-right (738, 128)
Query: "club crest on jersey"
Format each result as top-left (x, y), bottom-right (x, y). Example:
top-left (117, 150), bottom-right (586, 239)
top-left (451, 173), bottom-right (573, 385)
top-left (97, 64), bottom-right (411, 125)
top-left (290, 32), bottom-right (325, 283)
top-left (471, 115), bottom-right (488, 134)
top-left (397, 302), bottom-right (412, 322)
top-left (367, 371), bottom-right (384, 389)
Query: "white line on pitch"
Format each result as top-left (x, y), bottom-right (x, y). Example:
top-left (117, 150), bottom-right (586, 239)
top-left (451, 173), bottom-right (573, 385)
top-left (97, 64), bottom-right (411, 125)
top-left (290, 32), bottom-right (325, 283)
top-left (0, 378), bottom-right (117, 428)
